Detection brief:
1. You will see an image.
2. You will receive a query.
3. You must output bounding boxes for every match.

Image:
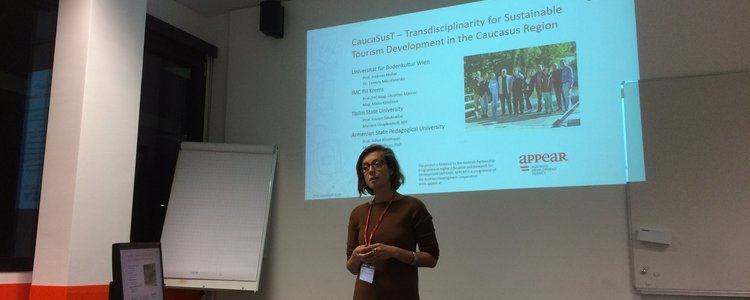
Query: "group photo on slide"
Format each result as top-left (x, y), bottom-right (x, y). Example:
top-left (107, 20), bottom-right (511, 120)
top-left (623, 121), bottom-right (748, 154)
top-left (463, 41), bottom-right (579, 129)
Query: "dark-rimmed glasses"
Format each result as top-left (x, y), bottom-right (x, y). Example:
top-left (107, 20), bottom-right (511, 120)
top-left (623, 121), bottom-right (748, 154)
top-left (361, 159), bottom-right (386, 173)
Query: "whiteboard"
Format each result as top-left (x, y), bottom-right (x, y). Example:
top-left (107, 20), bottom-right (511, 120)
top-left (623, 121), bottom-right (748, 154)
top-left (160, 142), bottom-right (277, 291)
top-left (626, 71), bottom-right (750, 297)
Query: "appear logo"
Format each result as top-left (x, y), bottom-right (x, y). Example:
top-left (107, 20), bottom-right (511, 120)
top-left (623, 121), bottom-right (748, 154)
top-left (519, 152), bottom-right (568, 173)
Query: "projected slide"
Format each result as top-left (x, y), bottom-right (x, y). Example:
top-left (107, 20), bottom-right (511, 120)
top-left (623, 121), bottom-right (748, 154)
top-left (306, 1), bottom-right (641, 200)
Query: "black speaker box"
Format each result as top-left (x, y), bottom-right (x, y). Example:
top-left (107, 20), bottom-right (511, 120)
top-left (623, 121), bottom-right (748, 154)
top-left (259, 1), bottom-right (284, 38)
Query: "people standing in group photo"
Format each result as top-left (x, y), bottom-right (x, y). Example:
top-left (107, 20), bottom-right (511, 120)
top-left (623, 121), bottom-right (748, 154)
top-left (471, 70), bottom-right (484, 119)
top-left (560, 59), bottom-right (574, 112)
top-left (498, 68), bottom-right (513, 116)
top-left (533, 64), bottom-right (546, 113)
top-left (487, 71), bottom-right (499, 118)
top-left (462, 41), bottom-right (578, 125)
top-left (524, 73), bottom-right (533, 112)
top-left (512, 67), bottom-right (526, 114)
top-left (540, 65), bottom-right (554, 114)
top-left (551, 63), bottom-right (563, 111)
top-left (480, 72), bottom-right (491, 118)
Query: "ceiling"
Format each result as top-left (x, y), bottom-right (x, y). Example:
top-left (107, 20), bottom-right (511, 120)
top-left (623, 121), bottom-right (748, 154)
top-left (171, 0), bottom-right (264, 16)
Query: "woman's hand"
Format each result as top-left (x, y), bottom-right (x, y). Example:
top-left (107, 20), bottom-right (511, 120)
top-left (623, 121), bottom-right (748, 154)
top-left (355, 243), bottom-right (393, 265)
top-left (347, 244), bottom-right (386, 274)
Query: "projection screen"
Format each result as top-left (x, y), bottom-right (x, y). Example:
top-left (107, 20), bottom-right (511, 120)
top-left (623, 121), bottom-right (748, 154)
top-left (306, 0), bottom-right (642, 200)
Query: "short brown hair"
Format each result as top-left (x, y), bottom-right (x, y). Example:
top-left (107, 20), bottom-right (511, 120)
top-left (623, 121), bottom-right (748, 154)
top-left (356, 144), bottom-right (405, 196)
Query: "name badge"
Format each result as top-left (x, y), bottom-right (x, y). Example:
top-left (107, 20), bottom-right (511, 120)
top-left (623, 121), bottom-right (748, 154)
top-left (359, 263), bottom-right (375, 283)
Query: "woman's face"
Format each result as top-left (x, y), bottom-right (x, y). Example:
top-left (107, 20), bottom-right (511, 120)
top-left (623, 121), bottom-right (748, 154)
top-left (361, 151), bottom-right (391, 192)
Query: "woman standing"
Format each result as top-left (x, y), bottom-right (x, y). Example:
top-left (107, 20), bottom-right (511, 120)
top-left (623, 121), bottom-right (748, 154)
top-left (487, 72), bottom-right (499, 117)
top-left (346, 144), bottom-right (440, 300)
top-left (540, 66), bottom-right (554, 114)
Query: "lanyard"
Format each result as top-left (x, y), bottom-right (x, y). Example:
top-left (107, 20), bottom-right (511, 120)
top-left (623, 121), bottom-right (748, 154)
top-left (363, 194), bottom-right (396, 246)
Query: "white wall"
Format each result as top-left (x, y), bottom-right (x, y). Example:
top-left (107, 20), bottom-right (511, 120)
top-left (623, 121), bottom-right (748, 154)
top-left (631, 3), bottom-right (750, 298)
top-left (635, 0), bottom-right (750, 80)
top-left (205, 0), bottom-right (750, 299)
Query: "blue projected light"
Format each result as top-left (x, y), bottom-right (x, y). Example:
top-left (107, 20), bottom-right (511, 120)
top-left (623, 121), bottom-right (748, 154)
top-left (306, 1), bottom-right (642, 200)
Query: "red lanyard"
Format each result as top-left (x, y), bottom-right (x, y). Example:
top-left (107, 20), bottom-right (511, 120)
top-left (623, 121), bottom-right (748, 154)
top-left (363, 194), bottom-right (395, 246)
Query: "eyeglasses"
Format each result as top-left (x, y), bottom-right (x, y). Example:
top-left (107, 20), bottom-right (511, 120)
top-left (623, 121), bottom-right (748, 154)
top-left (361, 159), bottom-right (386, 173)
